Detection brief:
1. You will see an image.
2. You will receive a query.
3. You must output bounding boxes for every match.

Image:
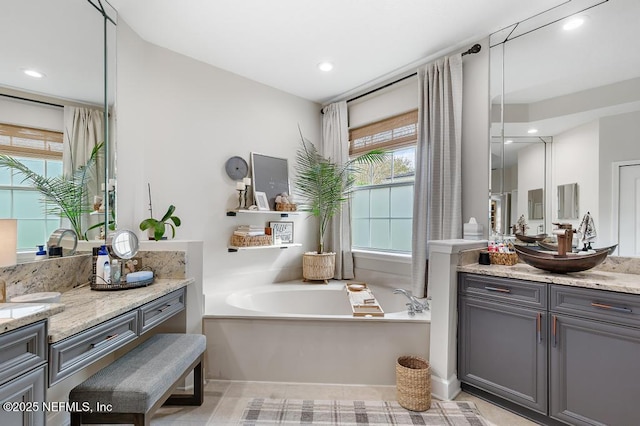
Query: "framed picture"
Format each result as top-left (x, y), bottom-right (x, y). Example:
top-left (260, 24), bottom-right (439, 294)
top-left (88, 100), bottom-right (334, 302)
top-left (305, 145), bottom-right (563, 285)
top-left (251, 152), bottom-right (290, 210)
top-left (269, 221), bottom-right (294, 244)
top-left (255, 191), bottom-right (270, 211)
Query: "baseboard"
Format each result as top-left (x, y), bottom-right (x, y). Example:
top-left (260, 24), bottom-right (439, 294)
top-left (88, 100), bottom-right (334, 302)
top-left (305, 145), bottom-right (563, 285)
top-left (430, 374), bottom-right (461, 401)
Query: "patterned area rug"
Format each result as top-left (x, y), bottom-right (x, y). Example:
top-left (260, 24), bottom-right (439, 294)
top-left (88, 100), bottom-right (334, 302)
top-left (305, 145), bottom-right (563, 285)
top-left (240, 398), bottom-right (491, 425)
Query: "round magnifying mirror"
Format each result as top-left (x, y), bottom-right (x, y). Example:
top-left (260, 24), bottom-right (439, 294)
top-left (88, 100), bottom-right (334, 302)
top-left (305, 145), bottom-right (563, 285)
top-left (108, 229), bottom-right (139, 259)
top-left (47, 229), bottom-right (78, 256)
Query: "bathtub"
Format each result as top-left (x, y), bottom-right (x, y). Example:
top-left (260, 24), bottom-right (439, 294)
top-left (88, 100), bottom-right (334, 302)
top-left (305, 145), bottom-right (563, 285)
top-left (203, 281), bottom-right (430, 385)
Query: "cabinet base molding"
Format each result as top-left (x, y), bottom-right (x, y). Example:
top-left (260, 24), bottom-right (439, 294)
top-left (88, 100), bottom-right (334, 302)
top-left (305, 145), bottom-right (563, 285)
top-left (462, 383), bottom-right (565, 426)
top-left (430, 374), bottom-right (461, 401)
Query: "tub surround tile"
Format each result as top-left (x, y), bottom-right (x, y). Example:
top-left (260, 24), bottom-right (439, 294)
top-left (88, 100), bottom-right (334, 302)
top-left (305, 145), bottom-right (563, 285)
top-left (0, 302), bottom-right (65, 334)
top-left (458, 248), bottom-right (485, 266)
top-left (458, 263), bottom-right (640, 294)
top-left (137, 251), bottom-right (186, 279)
top-left (48, 277), bottom-right (193, 342)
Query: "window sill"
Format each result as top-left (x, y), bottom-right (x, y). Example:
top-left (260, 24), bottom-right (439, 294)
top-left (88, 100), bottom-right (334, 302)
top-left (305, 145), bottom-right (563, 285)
top-left (352, 249), bottom-right (411, 264)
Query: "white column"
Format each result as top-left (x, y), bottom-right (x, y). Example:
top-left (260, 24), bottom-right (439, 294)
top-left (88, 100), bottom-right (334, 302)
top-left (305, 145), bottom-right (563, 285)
top-left (428, 239), bottom-right (486, 400)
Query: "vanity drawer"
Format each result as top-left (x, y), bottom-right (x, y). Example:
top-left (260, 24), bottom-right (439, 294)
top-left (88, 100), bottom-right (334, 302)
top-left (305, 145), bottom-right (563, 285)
top-left (49, 311), bottom-right (138, 385)
top-left (0, 321), bottom-right (46, 385)
top-left (138, 288), bottom-right (186, 334)
top-left (550, 285), bottom-right (640, 328)
top-left (459, 273), bottom-right (547, 309)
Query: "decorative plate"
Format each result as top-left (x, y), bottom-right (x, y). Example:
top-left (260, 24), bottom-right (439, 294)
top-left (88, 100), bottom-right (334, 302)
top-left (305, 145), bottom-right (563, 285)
top-left (225, 156), bottom-right (249, 180)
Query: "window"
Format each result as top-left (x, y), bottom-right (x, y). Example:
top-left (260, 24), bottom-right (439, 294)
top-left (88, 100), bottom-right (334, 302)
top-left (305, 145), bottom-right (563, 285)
top-left (350, 110), bottom-right (417, 253)
top-left (0, 123), bottom-right (63, 250)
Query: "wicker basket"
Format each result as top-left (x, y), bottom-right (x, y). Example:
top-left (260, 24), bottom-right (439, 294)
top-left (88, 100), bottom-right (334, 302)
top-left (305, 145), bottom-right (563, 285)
top-left (396, 356), bottom-right (431, 411)
top-left (275, 202), bottom-right (297, 212)
top-left (489, 251), bottom-right (519, 266)
top-left (230, 234), bottom-right (272, 247)
top-left (302, 252), bottom-right (335, 281)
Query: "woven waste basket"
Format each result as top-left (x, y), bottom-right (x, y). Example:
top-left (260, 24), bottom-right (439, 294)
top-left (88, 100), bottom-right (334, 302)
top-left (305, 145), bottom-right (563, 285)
top-left (396, 355), bottom-right (431, 411)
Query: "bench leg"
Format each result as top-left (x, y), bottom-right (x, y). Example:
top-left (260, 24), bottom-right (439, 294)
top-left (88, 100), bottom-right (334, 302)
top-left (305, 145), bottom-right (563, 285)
top-left (70, 412), bottom-right (148, 426)
top-left (164, 359), bottom-right (204, 406)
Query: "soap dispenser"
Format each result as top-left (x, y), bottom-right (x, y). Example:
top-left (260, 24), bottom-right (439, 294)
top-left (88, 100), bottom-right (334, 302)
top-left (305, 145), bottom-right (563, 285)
top-left (35, 245), bottom-right (47, 261)
top-left (95, 245), bottom-right (111, 284)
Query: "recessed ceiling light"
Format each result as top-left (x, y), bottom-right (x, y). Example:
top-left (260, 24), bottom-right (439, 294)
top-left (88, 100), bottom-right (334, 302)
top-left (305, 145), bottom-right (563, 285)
top-left (563, 17), bottom-right (584, 31)
top-left (505, 139), bottom-right (513, 144)
top-left (23, 69), bottom-right (45, 79)
top-left (527, 128), bottom-right (538, 134)
top-left (318, 62), bottom-right (333, 72)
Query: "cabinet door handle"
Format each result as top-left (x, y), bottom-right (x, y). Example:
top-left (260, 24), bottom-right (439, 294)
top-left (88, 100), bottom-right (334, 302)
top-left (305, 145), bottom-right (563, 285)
top-left (158, 304), bottom-right (173, 312)
top-left (537, 312), bottom-right (542, 344)
top-left (91, 334), bottom-right (119, 349)
top-left (552, 315), bottom-right (557, 348)
top-left (591, 302), bottom-right (632, 313)
top-left (484, 286), bottom-right (511, 293)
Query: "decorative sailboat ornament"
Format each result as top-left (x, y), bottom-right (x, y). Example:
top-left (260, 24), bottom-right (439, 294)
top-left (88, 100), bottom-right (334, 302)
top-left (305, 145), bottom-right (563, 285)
top-left (578, 211), bottom-right (597, 251)
top-left (516, 214), bottom-right (529, 235)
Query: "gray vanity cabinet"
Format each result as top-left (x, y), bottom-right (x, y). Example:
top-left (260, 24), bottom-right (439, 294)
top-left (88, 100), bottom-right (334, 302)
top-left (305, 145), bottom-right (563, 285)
top-left (458, 273), bottom-right (548, 414)
top-left (549, 285), bottom-right (640, 426)
top-left (0, 321), bottom-right (47, 426)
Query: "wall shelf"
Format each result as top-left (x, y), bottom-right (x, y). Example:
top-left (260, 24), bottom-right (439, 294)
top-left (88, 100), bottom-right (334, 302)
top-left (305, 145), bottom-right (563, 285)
top-left (226, 209), bottom-right (297, 218)
top-left (227, 243), bottom-right (301, 253)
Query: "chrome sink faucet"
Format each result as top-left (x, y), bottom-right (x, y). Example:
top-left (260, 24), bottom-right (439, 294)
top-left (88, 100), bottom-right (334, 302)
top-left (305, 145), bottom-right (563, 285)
top-left (393, 288), bottom-right (430, 314)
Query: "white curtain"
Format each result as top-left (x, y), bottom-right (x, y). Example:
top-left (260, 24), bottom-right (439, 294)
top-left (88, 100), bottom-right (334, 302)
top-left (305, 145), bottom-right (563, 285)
top-left (411, 55), bottom-right (463, 297)
top-left (63, 107), bottom-right (105, 237)
top-left (321, 101), bottom-right (355, 279)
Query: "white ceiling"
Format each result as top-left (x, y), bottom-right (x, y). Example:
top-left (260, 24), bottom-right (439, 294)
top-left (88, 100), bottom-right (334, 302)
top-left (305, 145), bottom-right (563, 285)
top-left (108, 0), bottom-right (565, 104)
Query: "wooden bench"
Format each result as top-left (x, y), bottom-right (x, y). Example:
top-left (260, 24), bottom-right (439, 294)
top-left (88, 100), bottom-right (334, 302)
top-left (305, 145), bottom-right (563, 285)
top-left (69, 333), bottom-right (205, 426)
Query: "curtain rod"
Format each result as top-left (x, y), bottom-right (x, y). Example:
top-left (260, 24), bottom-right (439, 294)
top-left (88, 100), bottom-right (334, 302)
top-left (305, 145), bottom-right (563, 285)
top-left (321, 43), bottom-right (481, 113)
top-left (0, 93), bottom-right (63, 108)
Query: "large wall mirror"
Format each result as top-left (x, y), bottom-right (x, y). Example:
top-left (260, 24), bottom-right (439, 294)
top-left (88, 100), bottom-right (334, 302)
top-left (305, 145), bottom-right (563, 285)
top-left (489, 0), bottom-right (640, 256)
top-left (0, 0), bottom-right (117, 260)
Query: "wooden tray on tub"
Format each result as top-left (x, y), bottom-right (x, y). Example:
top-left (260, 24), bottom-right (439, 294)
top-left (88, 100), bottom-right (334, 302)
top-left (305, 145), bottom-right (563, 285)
top-left (345, 282), bottom-right (384, 317)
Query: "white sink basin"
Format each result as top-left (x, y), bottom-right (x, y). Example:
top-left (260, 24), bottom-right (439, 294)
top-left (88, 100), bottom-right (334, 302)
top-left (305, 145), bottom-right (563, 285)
top-left (11, 292), bottom-right (61, 303)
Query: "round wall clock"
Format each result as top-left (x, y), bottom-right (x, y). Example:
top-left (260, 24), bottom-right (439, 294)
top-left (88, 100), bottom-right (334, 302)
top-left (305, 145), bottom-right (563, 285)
top-left (225, 156), bottom-right (249, 180)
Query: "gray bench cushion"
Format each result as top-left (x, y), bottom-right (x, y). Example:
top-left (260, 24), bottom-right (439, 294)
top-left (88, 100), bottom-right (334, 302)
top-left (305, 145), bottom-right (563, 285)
top-left (69, 333), bottom-right (205, 413)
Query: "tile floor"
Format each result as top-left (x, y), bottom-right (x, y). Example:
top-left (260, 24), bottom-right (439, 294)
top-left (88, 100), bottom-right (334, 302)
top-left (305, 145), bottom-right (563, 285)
top-left (151, 380), bottom-right (538, 425)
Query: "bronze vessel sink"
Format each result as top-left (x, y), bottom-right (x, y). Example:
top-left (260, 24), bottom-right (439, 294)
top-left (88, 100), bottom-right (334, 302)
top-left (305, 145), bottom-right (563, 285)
top-left (537, 241), bottom-right (618, 256)
top-left (515, 233), bottom-right (547, 244)
top-left (514, 245), bottom-right (609, 274)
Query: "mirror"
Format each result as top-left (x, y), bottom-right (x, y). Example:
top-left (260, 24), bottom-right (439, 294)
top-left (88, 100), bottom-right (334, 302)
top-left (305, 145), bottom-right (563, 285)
top-left (490, 0), bottom-right (640, 255)
top-left (527, 189), bottom-right (543, 220)
top-left (558, 183), bottom-right (579, 220)
top-left (108, 230), bottom-right (139, 260)
top-left (47, 228), bottom-right (78, 257)
top-left (0, 0), bottom-right (117, 259)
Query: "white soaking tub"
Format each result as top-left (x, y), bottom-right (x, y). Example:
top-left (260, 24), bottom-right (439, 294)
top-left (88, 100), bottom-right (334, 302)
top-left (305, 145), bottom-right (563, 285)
top-left (203, 281), bottom-right (430, 385)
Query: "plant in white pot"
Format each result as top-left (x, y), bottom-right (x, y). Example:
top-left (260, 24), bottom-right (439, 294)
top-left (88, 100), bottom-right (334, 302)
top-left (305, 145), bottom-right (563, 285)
top-left (294, 131), bottom-right (385, 282)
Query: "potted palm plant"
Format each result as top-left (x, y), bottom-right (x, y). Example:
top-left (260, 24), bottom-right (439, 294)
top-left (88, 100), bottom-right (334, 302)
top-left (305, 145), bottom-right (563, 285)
top-left (294, 131), bottom-right (385, 282)
top-left (0, 142), bottom-right (104, 240)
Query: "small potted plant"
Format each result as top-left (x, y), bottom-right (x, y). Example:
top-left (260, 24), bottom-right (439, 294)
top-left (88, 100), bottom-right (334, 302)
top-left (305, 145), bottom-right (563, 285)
top-left (294, 130), bottom-right (385, 281)
top-left (139, 184), bottom-right (181, 240)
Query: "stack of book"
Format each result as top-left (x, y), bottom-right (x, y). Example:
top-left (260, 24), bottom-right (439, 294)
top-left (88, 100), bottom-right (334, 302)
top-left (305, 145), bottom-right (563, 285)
top-left (233, 225), bottom-right (265, 237)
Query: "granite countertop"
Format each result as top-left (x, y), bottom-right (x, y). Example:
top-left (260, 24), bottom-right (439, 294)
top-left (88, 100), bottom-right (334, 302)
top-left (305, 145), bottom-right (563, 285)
top-left (458, 263), bottom-right (640, 295)
top-left (48, 277), bottom-right (193, 343)
top-left (0, 302), bottom-right (65, 335)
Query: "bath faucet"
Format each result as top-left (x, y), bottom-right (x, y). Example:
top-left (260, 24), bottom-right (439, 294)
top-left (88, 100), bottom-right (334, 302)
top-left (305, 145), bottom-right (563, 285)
top-left (393, 288), bottom-right (429, 313)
